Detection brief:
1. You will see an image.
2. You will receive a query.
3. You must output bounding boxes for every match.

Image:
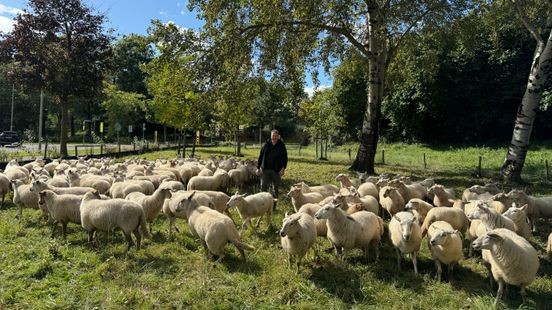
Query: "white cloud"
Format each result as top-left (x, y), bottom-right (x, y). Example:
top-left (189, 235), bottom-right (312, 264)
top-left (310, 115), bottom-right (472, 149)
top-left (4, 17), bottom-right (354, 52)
top-left (0, 15), bottom-right (15, 33)
top-left (304, 85), bottom-right (331, 98)
top-left (159, 11), bottom-right (168, 16)
top-left (180, 10), bottom-right (185, 15)
top-left (0, 4), bottom-right (22, 16)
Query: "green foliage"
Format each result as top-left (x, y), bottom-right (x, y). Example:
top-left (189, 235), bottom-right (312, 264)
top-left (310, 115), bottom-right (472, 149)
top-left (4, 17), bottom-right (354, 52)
top-left (101, 83), bottom-right (146, 136)
top-left (300, 88), bottom-right (344, 140)
top-left (112, 34), bottom-right (154, 95)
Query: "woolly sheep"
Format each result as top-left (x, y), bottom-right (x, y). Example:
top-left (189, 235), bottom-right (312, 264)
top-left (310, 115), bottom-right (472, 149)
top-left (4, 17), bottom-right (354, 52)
top-left (125, 187), bottom-right (172, 232)
top-left (332, 191), bottom-right (379, 215)
top-left (427, 221), bottom-right (463, 281)
top-left (287, 186), bottom-right (324, 212)
top-left (472, 229), bottom-right (539, 306)
top-left (507, 189), bottom-right (552, 232)
top-left (158, 180), bottom-right (186, 192)
top-left (67, 170), bottom-right (111, 193)
top-left (356, 182), bottom-right (379, 200)
top-left (379, 186), bottom-right (405, 218)
top-left (421, 207), bottom-right (469, 237)
top-left (387, 179), bottom-right (426, 201)
top-left (427, 184), bottom-right (455, 207)
top-left (175, 192), bottom-right (256, 261)
top-left (30, 179), bottom-right (95, 196)
top-left (11, 179), bottom-right (43, 220)
top-left (466, 201), bottom-right (516, 233)
top-left (38, 190), bottom-right (82, 239)
top-left (0, 173), bottom-right (9, 207)
top-left (4, 165), bottom-right (29, 182)
top-left (314, 202), bottom-right (384, 262)
top-left (80, 191), bottom-right (151, 252)
top-left (295, 181), bottom-right (339, 198)
top-left (297, 203), bottom-right (327, 237)
top-left (186, 170), bottom-right (229, 192)
top-left (404, 198), bottom-right (433, 225)
top-left (226, 192), bottom-right (275, 232)
top-left (110, 181), bottom-right (144, 199)
top-left (462, 183), bottom-right (501, 202)
top-left (502, 203), bottom-right (532, 240)
top-left (280, 212), bottom-right (317, 273)
top-left (388, 211), bottom-right (423, 274)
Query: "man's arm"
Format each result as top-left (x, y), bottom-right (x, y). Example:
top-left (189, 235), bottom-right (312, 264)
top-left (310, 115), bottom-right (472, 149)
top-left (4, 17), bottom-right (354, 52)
top-left (279, 144), bottom-right (288, 176)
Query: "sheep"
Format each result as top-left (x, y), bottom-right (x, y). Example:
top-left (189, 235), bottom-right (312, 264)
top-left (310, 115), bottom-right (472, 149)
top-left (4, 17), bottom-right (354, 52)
top-left (388, 211), bottom-right (423, 274)
top-left (335, 173), bottom-right (356, 189)
top-left (387, 179), bottom-right (426, 201)
top-left (80, 191), bottom-right (151, 252)
top-left (404, 198), bottom-right (433, 225)
top-left (295, 181), bottom-right (339, 198)
top-left (421, 207), bottom-right (469, 237)
top-left (345, 202), bottom-right (367, 215)
top-left (356, 182), bottom-right (379, 200)
top-left (47, 170), bottom-right (70, 188)
top-left (110, 181), bottom-right (144, 199)
top-left (11, 179), bottom-right (43, 220)
top-left (427, 184), bottom-right (455, 207)
top-left (507, 189), bottom-right (552, 232)
top-left (66, 170), bottom-right (110, 194)
top-left (30, 179), bottom-right (95, 196)
top-left (287, 186), bottom-right (324, 212)
top-left (174, 192), bottom-right (256, 261)
top-left (547, 232), bottom-right (552, 259)
top-left (486, 193), bottom-right (513, 214)
top-left (193, 190), bottom-right (232, 215)
top-left (226, 192), bottom-right (275, 232)
top-left (427, 221), bottom-right (463, 281)
top-left (4, 164), bottom-right (29, 182)
top-left (332, 191), bottom-right (379, 215)
top-left (297, 203), bottom-right (327, 237)
top-left (0, 173), bottom-right (9, 207)
top-left (279, 212), bottom-right (317, 273)
top-left (379, 186), bottom-right (405, 218)
top-left (158, 180), bottom-right (186, 192)
top-left (314, 202), bottom-right (384, 262)
top-left (125, 187), bottom-right (172, 232)
top-left (466, 201), bottom-right (516, 233)
top-left (502, 203), bottom-right (532, 240)
top-left (186, 170), bottom-right (229, 192)
top-left (38, 190), bottom-right (82, 239)
top-left (471, 229), bottom-right (539, 306)
top-left (462, 183), bottom-right (501, 202)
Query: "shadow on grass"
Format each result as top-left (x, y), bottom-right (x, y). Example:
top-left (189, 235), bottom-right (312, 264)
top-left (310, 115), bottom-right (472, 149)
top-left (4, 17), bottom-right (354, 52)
top-left (220, 254), bottom-right (263, 275)
top-left (308, 264), bottom-right (368, 304)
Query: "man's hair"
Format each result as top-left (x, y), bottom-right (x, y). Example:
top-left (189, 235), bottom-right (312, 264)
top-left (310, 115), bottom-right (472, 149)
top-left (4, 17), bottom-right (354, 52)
top-left (271, 129), bottom-right (280, 135)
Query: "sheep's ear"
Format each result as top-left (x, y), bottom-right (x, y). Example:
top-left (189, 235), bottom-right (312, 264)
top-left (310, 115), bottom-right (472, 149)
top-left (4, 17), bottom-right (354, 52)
top-left (188, 191), bottom-right (196, 200)
top-left (39, 190), bottom-right (47, 195)
top-left (511, 202), bottom-right (517, 208)
top-left (448, 199), bottom-right (456, 204)
top-left (487, 232), bottom-right (502, 241)
top-left (284, 211), bottom-right (289, 218)
top-left (520, 204), bottom-right (528, 212)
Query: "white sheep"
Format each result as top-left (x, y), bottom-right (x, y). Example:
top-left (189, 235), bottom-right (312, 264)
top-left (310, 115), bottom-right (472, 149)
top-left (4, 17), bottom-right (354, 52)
top-left (462, 183), bottom-right (501, 202)
top-left (332, 191), bottom-right (379, 215)
top-left (295, 181), bottom-right (339, 198)
top-left (427, 184), bottom-right (455, 207)
top-left (158, 180), bottom-right (186, 192)
top-left (427, 221), bottom-right (463, 281)
top-left (404, 198), bottom-right (433, 225)
top-left (356, 182), bottom-right (379, 200)
top-left (314, 202), bottom-right (384, 262)
top-left (547, 232), bottom-right (552, 260)
top-left (66, 170), bottom-right (111, 194)
top-left (0, 173), bottom-right (9, 207)
top-left (388, 211), bottom-right (423, 274)
top-left (379, 186), bottom-right (405, 218)
top-left (125, 187), bottom-right (172, 232)
top-left (226, 192), bottom-right (274, 232)
top-left (80, 191), bottom-right (151, 252)
top-left (38, 190), bottom-right (82, 239)
top-left (174, 192), bottom-right (256, 261)
top-left (507, 189), bottom-right (552, 232)
top-left (287, 186), bottom-right (324, 212)
top-left (186, 170), bottom-right (229, 192)
top-left (466, 201), bottom-right (516, 233)
top-left (502, 203), bottom-right (532, 240)
top-left (387, 179), bottom-right (426, 201)
top-left (279, 212), bottom-right (317, 273)
top-left (421, 207), bottom-right (469, 237)
top-left (11, 179), bottom-right (43, 221)
top-left (297, 203), bottom-right (327, 237)
top-left (471, 228), bottom-right (539, 306)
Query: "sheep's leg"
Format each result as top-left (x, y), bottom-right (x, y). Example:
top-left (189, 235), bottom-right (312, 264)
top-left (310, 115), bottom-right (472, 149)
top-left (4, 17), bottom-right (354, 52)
top-left (372, 241), bottom-right (380, 262)
top-left (412, 251), bottom-right (418, 275)
top-left (529, 217), bottom-right (537, 232)
top-left (255, 216), bottom-right (263, 228)
top-left (494, 280), bottom-right (505, 307)
top-left (51, 221), bottom-right (59, 238)
top-left (434, 260), bottom-right (442, 282)
top-left (240, 220), bottom-right (250, 234)
top-left (296, 256), bottom-right (301, 275)
top-left (17, 204), bottom-right (23, 222)
top-left (520, 285), bottom-right (527, 304)
top-left (287, 253), bottom-right (292, 268)
top-left (468, 243), bottom-right (473, 257)
top-left (394, 248), bottom-right (401, 272)
top-left (124, 232), bottom-right (134, 253)
top-left (87, 230), bottom-right (96, 247)
top-left (133, 227), bottom-right (142, 250)
top-left (333, 244), bottom-right (343, 260)
top-left (447, 264), bottom-right (454, 282)
top-left (61, 222), bottom-right (68, 240)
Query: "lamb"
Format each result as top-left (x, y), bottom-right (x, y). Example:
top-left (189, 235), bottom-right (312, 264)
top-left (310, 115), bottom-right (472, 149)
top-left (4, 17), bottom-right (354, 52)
top-left (547, 232), bottom-right (552, 259)
top-left (314, 202), bottom-right (384, 262)
top-left (506, 189), bottom-right (552, 232)
top-left (404, 198), bottom-right (433, 225)
top-left (279, 212), bottom-right (317, 273)
top-left (295, 181), bottom-right (339, 198)
top-left (125, 187), bottom-right (173, 232)
top-left (471, 229), bottom-right (539, 306)
top-left (379, 186), bottom-right (405, 218)
top-left (174, 192), bottom-right (255, 261)
top-left (427, 184), bottom-right (455, 207)
top-left (421, 207), bottom-right (469, 237)
top-left (387, 179), bottom-right (426, 201)
top-left (427, 221), bottom-right (463, 281)
top-left (11, 179), bottom-right (43, 220)
top-left (38, 190), bottom-right (82, 239)
top-left (0, 173), bottom-right (9, 207)
top-left (388, 211), bottom-right (423, 274)
top-left (287, 186), bottom-right (324, 212)
top-left (502, 204), bottom-right (532, 240)
top-left (80, 191), bottom-right (151, 252)
top-left (226, 192), bottom-right (275, 232)
top-left (297, 203), bottom-right (327, 237)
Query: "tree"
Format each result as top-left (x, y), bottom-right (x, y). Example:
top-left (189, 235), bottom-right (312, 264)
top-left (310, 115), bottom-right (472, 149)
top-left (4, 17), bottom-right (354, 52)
top-left (500, 1), bottom-right (552, 181)
top-left (101, 82), bottom-right (146, 137)
top-left (0, 0), bottom-right (112, 156)
top-left (189, 0), bottom-right (466, 173)
top-left (112, 34), bottom-right (154, 95)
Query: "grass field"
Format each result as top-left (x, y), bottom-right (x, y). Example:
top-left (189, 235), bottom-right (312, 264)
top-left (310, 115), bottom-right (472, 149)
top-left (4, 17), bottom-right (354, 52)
top-left (1, 142), bottom-right (551, 309)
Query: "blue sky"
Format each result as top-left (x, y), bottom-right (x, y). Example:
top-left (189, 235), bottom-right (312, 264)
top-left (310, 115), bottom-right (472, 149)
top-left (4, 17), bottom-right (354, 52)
top-left (0, 0), bottom-right (331, 93)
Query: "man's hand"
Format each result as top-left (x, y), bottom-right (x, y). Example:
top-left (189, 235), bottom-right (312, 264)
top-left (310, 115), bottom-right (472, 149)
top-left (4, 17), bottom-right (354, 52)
top-left (279, 168), bottom-right (285, 177)
top-left (256, 168), bottom-right (262, 176)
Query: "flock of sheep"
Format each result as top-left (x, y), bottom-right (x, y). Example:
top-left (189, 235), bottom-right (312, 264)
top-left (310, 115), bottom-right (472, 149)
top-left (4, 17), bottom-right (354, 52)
top-left (1, 156), bottom-right (552, 306)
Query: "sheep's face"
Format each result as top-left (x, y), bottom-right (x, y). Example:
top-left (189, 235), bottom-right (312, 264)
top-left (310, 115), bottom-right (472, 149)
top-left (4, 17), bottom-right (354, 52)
top-left (387, 180), bottom-right (402, 188)
top-left (507, 189), bottom-right (527, 200)
top-left (472, 231), bottom-right (502, 251)
top-left (383, 187), bottom-right (396, 198)
top-left (286, 187), bottom-right (300, 198)
top-left (280, 215), bottom-right (300, 237)
top-left (38, 191), bottom-right (51, 206)
top-left (226, 194), bottom-right (245, 209)
top-left (491, 193), bottom-right (508, 202)
top-left (429, 230), bottom-right (451, 246)
top-left (404, 201), bottom-right (417, 211)
top-left (335, 174), bottom-right (346, 182)
top-left (314, 204), bottom-right (337, 220)
top-left (467, 202), bottom-right (489, 220)
top-left (400, 219), bottom-right (414, 241)
top-left (503, 204), bottom-right (527, 221)
top-left (30, 180), bottom-right (46, 192)
top-left (468, 185), bottom-right (486, 194)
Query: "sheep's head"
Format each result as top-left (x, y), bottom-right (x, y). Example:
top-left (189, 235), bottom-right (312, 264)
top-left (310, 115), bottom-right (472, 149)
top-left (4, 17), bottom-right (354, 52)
top-left (314, 202), bottom-right (338, 220)
top-left (472, 231), bottom-right (503, 251)
top-left (382, 186), bottom-right (397, 198)
top-left (335, 174), bottom-right (348, 182)
top-left (427, 184), bottom-right (444, 195)
top-left (420, 178), bottom-right (435, 188)
top-left (468, 185), bottom-right (486, 194)
top-left (280, 213), bottom-right (302, 238)
top-left (347, 203), bottom-right (365, 214)
top-left (467, 201), bottom-right (491, 220)
top-left (387, 179), bottom-right (402, 187)
top-left (430, 229), bottom-right (457, 246)
top-left (226, 192), bottom-right (246, 208)
top-left (176, 191), bottom-right (199, 213)
top-left (286, 186), bottom-right (301, 198)
top-left (490, 192), bottom-right (508, 202)
top-left (404, 200), bottom-right (418, 211)
top-left (503, 203), bottom-right (528, 221)
top-left (29, 179), bottom-right (47, 192)
top-left (393, 214), bottom-right (416, 241)
top-left (38, 190), bottom-right (53, 206)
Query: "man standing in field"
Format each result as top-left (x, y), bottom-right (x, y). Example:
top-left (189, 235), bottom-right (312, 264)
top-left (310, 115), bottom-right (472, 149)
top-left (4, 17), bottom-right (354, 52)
top-left (256, 129), bottom-right (288, 208)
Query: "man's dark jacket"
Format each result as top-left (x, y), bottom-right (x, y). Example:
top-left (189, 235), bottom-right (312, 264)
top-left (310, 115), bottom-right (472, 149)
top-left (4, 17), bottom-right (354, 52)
top-left (257, 138), bottom-right (288, 172)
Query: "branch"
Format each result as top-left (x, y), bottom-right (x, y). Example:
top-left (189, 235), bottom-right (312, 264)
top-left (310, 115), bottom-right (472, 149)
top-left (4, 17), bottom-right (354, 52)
top-left (388, 7), bottom-right (432, 56)
top-left (240, 20), bottom-right (372, 59)
top-left (514, 0), bottom-right (543, 44)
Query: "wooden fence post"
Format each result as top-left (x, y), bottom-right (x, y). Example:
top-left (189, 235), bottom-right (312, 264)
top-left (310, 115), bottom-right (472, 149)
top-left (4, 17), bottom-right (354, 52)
top-left (382, 150), bottom-right (385, 165)
top-left (546, 160), bottom-right (549, 181)
top-left (478, 156), bottom-right (482, 178)
top-left (423, 153), bottom-right (427, 169)
top-left (74, 145), bottom-right (78, 158)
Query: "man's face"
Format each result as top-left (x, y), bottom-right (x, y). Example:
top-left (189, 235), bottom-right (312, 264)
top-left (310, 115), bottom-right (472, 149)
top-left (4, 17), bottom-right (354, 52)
top-left (271, 132), bottom-right (279, 145)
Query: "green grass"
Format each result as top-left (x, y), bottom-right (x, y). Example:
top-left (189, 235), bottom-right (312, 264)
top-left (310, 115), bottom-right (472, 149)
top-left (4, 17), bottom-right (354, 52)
top-left (1, 142), bottom-right (551, 309)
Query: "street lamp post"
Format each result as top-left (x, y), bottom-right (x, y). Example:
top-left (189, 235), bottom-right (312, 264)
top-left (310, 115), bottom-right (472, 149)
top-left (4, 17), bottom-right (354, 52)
top-left (10, 83), bottom-right (14, 131)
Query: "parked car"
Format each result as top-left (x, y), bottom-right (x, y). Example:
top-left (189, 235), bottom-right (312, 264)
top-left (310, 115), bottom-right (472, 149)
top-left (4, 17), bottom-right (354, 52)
top-left (0, 131), bottom-right (21, 146)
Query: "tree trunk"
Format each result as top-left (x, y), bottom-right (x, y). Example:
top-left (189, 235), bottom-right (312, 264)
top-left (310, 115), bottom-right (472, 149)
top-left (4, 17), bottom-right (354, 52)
top-left (501, 29), bottom-right (551, 181)
top-left (182, 129), bottom-right (187, 158)
top-left (191, 129), bottom-right (197, 158)
top-left (350, 8), bottom-right (386, 173)
top-left (164, 125), bottom-right (167, 144)
top-left (235, 127), bottom-right (242, 156)
top-left (59, 101), bottom-right (69, 157)
top-left (70, 113), bottom-right (75, 137)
